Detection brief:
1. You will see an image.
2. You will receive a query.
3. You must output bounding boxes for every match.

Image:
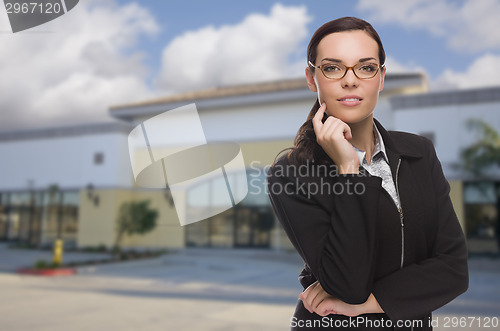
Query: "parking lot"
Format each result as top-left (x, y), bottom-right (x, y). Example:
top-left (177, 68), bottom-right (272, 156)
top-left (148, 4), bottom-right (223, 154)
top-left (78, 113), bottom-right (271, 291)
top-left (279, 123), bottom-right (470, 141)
top-left (0, 245), bottom-right (499, 330)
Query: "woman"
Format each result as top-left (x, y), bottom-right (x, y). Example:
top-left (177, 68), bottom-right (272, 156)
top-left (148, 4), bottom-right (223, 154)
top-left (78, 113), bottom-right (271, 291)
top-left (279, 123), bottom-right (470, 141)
top-left (267, 17), bottom-right (468, 330)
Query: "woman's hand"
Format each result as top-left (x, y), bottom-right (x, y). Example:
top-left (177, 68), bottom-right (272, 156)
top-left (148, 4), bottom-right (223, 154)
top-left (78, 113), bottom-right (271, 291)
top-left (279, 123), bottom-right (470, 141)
top-left (299, 281), bottom-right (335, 314)
top-left (312, 103), bottom-right (359, 174)
top-left (299, 281), bottom-right (384, 317)
top-left (299, 281), bottom-right (360, 317)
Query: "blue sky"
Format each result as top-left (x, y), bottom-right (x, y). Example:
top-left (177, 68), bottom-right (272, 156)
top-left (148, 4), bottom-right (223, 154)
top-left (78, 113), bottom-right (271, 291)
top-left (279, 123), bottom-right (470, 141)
top-left (1, 0), bottom-right (499, 130)
top-left (111, 0), bottom-right (492, 86)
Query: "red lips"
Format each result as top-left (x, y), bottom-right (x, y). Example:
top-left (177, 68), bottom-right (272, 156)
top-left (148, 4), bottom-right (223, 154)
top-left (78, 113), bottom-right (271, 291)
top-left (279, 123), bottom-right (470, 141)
top-left (337, 95), bottom-right (363, 107)
top-left (337, 95), bottom-right (363, 101)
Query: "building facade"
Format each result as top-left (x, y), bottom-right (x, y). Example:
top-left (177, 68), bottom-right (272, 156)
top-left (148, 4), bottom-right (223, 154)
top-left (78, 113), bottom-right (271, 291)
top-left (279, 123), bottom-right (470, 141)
top-left (391, 86), bottom-right (500, 253)
top-left (3, 74), bottom-right (495, 253)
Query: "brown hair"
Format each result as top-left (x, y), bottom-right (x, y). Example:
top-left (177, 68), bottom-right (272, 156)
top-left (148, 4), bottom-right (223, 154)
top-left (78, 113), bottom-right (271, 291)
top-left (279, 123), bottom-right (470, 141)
top-left (272, 17), bottom-right (386, 167)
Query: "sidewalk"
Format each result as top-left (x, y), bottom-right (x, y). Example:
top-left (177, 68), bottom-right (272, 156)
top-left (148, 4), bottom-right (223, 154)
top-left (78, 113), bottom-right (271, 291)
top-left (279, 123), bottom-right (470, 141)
top-left (0, 245), bottom-right (498, 330)
top-left (0, 243), bottom-right (113, 272)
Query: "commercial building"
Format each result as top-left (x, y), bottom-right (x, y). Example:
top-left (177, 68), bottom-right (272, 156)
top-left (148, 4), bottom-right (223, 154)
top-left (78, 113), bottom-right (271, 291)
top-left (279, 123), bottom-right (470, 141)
top-left (1, 73), bottom-right (498, 252)
top-left (391, 86), bottom-right (500, 253)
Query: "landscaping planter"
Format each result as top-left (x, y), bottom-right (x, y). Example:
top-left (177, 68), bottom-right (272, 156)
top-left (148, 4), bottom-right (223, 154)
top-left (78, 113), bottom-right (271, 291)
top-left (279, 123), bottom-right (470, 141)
top-left (17, 267), bottom-right (77, 276)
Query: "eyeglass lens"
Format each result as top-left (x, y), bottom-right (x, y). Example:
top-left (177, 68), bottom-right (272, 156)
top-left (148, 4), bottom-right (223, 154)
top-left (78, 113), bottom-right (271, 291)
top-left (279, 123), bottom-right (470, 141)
top-left (321, 62), bottom-right (380, 79)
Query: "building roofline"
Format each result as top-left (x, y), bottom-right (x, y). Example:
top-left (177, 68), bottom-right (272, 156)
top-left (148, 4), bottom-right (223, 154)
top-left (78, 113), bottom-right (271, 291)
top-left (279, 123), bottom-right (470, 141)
top-left (110, 77), bottom-right (309, 111)
top-left (109, 73), bottom-right (426, 120)
top-left (0, 120), bottom-right (134, 142)
top-left (391, 85), bottom-right (500, 109)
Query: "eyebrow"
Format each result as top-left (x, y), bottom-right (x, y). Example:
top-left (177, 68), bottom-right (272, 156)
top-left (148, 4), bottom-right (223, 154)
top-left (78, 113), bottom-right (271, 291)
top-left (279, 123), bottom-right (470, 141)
top-left (321, 57), bottom-right (376, 63)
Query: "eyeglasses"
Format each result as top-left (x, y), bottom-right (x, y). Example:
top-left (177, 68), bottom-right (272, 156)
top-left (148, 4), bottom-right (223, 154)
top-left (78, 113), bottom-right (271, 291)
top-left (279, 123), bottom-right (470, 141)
top-left (308, 60), bottom-right (385, 80)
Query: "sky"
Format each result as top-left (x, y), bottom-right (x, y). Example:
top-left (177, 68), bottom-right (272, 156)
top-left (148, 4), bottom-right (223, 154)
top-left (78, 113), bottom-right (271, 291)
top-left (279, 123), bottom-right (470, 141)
top-left (1, 0), bottom-right (500, 131)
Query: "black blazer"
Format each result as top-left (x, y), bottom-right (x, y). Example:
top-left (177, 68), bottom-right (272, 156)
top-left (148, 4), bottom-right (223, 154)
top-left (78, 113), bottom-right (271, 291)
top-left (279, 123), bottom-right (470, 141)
top-left (267, 118), bottom-right (468, 330)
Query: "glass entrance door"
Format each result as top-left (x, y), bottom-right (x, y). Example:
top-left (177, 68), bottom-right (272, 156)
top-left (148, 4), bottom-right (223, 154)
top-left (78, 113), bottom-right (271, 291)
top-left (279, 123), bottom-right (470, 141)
top-left (234, 206), bottom-right (273, 248)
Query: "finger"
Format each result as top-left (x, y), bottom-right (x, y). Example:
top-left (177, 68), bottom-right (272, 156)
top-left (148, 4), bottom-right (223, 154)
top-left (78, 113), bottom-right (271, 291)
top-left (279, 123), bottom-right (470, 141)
top-left (301, 281), bottom-right (318, 301)
top-left (342, 122), bottom-right (353, 140)
top-left (312, 103), bottom-right (327, 137)
top-left (305, 282), bottom-right (324, 306)
top-left (318, 308), bottom-right (337, 317)
top-left (323, 116), bottom-right (350, 140)
top-left (318, 309), bottom-right (328, 317)
top-left (311, 291), bottom-right (328, 310)
top-left (316, 304), bottom-right (329, 317)
top-left (309, 283), bottom-right (330, 310)
top-left (317, 300), bottom-right (338, 316)
top-left (322, 117), bottom-right (343, 140)
top-left (301, 295), bottom-right (313, 313)
top-left (305, 287), bottom-right (321, 309)
top-left (320, 118), bottom-right (348, 147)
top-left (300, 282), bottom-right (318, 313)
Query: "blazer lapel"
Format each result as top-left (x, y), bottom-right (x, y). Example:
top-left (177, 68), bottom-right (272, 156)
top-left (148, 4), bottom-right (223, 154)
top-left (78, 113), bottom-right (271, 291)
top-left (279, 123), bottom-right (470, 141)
top-left (373, 117), bottom-right (424, 186)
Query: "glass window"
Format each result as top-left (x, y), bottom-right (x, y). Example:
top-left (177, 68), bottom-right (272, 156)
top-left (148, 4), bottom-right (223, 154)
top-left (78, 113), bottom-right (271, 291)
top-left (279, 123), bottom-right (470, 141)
top-left (40, 190), bottom-right (79, 248)
top-left (0, 193), bottom-right (9, 240)
top-left (94, 152), bottom-right (104, 165)
top-left (41, 190), bottom-right (61, 243)
top-left (240, 167), bottom-right (270, 207)
top-left (60, 191), bottom-right (79, 248)
top-left (464, 182), bottom-right (499, 254)
top-left (9, 192), bottom-right (32, 242)
top-left (185, 166), bottom-right (273, 248)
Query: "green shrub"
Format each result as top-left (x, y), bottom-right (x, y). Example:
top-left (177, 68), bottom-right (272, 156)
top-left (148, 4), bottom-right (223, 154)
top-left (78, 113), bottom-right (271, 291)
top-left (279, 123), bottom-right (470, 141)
top-left (34, 259), bottom-right (48, 269)
top-left (49, 261), bottom-right (61, 269)
top-left (33, 259), bottom-right (62, 269)
top-left (97, 244), bottom-right (107, 252)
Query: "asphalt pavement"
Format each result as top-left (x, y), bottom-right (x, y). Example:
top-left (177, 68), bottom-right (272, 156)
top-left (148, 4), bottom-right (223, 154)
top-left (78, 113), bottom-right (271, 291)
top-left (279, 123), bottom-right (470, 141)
top-left (0, 244), bottom-right (498, 330)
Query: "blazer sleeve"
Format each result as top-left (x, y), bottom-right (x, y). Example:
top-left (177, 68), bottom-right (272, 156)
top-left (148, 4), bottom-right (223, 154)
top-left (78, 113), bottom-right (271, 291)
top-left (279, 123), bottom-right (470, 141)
top-left (267, 159), bottom-right (383, 304)
top-left (372, 139), bottom-right (469, 321)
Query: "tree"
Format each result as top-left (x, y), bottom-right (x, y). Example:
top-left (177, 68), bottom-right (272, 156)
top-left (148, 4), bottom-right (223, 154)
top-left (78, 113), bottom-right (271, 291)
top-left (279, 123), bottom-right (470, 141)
top-left (462, 119), bottom-right (500, 175)
top-left (461, 119), bottom-right (500, 250)
top-left (113, 200), bottom-right (158, 253)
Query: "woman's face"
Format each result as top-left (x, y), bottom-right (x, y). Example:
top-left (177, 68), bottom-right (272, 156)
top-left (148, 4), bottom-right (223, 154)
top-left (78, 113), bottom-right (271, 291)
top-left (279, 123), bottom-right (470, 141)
top-left (306, 30), bottom-right (385, 124)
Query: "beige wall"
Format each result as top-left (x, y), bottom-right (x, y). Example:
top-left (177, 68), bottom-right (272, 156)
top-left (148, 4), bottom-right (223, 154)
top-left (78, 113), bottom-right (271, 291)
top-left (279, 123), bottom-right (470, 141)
top-left (77, 189), bottom-right (184, 249)
top-left (449, 180), bottom-right (465, 233)
top-left (240, 139), bottom-right (294, 167)
top-left (120, 189), bottom-right (184, 248)
top-left (77, 189), bottom-right (131, 248)
top-left (77, 139), bottom-right (465, 251)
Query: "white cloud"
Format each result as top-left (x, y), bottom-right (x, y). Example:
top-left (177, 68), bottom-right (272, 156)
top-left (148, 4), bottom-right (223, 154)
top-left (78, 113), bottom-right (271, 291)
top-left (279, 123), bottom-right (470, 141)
top-left (357, 0), bottom-right (500, 53)
top-left (155, 3), bottom-right (311, 93)
top-left (384, 56), bottom-right (427, 74)
top-left (432, 53), bottom-right (500, 90)
top-left (0, 0), bottom-right (159, 131)
top-left (385, 54), bottom-right (500, 91)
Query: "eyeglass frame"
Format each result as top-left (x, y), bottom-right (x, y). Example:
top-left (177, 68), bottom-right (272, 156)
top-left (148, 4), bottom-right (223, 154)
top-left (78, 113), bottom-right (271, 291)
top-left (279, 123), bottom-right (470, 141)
top-left (308, 60), bottom-right (385, 80)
